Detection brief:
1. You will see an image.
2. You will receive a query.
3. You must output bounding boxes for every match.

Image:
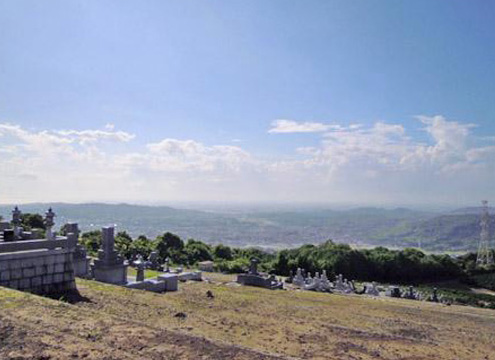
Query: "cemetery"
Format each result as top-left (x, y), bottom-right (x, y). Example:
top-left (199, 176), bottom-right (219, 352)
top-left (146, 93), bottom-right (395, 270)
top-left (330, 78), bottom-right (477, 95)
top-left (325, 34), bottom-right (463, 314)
top-left (0, 206), bottom-right (463, 307)
top-left (0, 206), bottom-right (493, 359)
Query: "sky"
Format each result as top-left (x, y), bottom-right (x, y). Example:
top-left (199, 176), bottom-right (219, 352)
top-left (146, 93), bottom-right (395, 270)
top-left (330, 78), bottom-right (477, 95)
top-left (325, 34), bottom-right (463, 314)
top-left (0, 1), bottom-right (494, 207)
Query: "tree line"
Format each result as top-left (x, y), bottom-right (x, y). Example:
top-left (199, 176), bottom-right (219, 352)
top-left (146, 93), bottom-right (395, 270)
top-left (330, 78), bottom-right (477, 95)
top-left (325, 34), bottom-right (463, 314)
top-left (7, 212), bottom-right (488, 284)
top-left (78, 229), bottom-right (275, 273)
top-left (272, 241), bottom-right (465, 283)
top-left (79, 229), bottom-right (469, 284)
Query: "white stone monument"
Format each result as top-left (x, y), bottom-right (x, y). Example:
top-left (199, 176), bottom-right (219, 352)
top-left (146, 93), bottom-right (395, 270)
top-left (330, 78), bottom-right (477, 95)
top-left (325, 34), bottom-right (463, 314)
top-left (292, 268), bottom-right (305, 287)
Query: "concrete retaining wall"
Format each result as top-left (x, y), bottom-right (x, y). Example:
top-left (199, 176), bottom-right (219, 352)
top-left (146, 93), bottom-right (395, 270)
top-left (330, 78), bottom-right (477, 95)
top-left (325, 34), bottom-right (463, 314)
top-left (0, 248), bottom-right (76, 295)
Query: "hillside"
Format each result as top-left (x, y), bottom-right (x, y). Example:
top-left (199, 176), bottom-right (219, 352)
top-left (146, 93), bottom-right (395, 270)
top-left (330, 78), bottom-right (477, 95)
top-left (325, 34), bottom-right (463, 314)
top-left (1, 275), bottom-right (495, 359)
top-left (0, 203), bottom-right (491, 251)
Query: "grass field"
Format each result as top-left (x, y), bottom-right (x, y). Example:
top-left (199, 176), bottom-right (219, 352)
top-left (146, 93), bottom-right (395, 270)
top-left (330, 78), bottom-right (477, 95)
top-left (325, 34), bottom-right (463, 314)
top-left (1, 273), bottom-right (495, 359)
top-left (126, 267), bottom-right (163, 279)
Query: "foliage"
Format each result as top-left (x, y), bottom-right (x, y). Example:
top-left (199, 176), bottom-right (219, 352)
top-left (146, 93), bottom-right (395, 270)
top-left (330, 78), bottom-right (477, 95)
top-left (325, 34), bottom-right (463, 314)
top-left (271, 240), bottom-right (462, 284)
top-left (130, 235), bottom-right (155, 260)
top-left (155, 232), bottom-right (184, 263)
top-left (20, 213), bottom-right (45, 230)
top-left (467, 272), bottom-right (495, 291)
top-left (213, 244), bottom-right (233, 260)
top-left (115, 231), bottom-right (133, 259)
top-left (81, 230), bottom-right (102, 257)
top-left (418, 283), bottom-right (495, 309)
top-left (215, 258), bottom-right (251, 273)
top-left (77, 228), bottom-right (466, 284)
top-left (185, 239), bottom-right (212, 264)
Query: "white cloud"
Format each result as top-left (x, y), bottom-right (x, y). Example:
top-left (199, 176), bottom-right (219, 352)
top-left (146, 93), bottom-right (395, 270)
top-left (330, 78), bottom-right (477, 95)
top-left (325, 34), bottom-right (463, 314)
top-left (268, 119), bottom-right (337, 133)
top-left (55, 129), bottom-right (135, 144)
top-left (274, 117), bottom-right (493, 176)
top-left (104, 123), bottom-right (115, 131)
top-left (141, 138), bottom-right (252, 173)
top-left (0, 116), bottom-right (493, 205)
top-left (265, 116), bottom-right (495, 204)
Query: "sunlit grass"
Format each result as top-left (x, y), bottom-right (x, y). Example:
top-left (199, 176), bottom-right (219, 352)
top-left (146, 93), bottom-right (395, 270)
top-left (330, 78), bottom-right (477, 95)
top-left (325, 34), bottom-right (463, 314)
top-left (126, 267), bottom-right (163, 279)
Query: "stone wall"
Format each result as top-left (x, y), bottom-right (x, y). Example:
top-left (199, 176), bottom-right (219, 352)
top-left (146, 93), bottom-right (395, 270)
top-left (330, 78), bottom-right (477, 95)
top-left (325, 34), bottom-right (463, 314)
top-left (0, 247), bottom-right (76, 295)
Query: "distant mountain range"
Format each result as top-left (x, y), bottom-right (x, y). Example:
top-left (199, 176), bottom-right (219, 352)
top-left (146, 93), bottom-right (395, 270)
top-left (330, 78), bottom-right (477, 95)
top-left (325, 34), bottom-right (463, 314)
top-left (0, 203), bottom-right (493, 252)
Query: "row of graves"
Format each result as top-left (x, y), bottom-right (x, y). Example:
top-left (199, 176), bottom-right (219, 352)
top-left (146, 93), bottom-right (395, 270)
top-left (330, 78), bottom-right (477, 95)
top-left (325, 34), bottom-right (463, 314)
top-left (236, 263), bottom-right (442, 304)
top-left (290, 268), bottom-right (441, 302)
top-left (0, 207), bottom-right (202, 296)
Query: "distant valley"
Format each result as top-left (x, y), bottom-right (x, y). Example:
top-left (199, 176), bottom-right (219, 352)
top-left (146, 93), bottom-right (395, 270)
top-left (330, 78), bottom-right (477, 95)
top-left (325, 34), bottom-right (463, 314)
top-left (0, 203), bottom-right (493, 252)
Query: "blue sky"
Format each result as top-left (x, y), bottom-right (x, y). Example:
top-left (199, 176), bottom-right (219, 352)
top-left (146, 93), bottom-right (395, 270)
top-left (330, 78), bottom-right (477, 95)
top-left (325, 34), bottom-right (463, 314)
top-left (0, 1), bottom-right (494, 206)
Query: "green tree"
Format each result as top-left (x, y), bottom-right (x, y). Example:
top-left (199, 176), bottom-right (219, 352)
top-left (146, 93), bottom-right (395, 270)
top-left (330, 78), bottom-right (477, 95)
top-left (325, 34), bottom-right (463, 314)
top-left (115, 231), bottom-right (133, 259)
top-left (155, 232), bottom-right (184, 263)
top-left (20, 213), bottom-right (45, 230)
top-left (81, 230), bottom-right (102, 257)
top-left (130, 235), bottom-right (155, 259)
top-left (185, 239), bottom-right (212, 264)
top-left (213, 244), bottom-right (233, 260)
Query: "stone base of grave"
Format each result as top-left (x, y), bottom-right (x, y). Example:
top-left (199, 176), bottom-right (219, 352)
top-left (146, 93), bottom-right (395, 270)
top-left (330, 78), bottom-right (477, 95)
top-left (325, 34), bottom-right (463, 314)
top-left (92, 263), bottom-right (128, 285)
top-left (237, 274), bottom-right (283, 290)
top-left (177, 271), bottom-right (202, 282)
top-left (73, 257), bottom-right (90, 278)
top-left (126, 279), bottom-right (167, 293)
top-left (157, 273), bottom-right (179, 291)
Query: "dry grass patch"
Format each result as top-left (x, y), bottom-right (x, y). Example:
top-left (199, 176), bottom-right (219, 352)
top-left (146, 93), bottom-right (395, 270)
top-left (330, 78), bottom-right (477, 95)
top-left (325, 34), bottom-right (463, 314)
top-left (75, 275), bottom-right (495, 359)
top-left (2, 273), bottom-right (495, 359)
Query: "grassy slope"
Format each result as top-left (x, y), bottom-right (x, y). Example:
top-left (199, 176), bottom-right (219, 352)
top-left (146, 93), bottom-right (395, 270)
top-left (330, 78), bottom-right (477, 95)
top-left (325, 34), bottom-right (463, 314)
top-left (2, 274), bottom-right (495, 359)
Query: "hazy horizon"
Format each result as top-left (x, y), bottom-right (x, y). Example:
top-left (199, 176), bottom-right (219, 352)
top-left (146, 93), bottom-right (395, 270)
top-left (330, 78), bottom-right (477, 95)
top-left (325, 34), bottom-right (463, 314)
top-left (0, 200), bottom-right (482, 213)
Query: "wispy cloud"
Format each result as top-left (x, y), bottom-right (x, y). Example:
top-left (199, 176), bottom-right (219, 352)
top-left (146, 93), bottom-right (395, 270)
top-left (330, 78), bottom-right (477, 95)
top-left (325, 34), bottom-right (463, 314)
top-left (268, 119), bottom-right (338, 133)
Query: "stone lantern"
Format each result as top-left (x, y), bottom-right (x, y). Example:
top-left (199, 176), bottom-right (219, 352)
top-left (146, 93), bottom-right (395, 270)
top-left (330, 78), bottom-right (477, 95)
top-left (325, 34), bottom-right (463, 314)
top-left (12, 206), bottom-right (22, 239)
top-left (44, 208), bottom-right (56, 240)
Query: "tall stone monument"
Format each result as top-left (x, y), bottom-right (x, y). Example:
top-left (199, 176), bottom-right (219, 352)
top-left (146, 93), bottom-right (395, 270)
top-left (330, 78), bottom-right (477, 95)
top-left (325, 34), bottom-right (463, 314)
top-left (65, 222), bottom-right (90, 277)
top-left (92, 226), bottom-right (127, 285)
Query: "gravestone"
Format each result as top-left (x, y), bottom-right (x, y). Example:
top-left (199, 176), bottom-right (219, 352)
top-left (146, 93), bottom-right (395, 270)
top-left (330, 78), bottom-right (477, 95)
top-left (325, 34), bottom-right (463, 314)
top-left (404, 285), bottom-right (417, 300)
top-left (387, 285), bottom-right (401, 298)
top-left (319, 270), bottom-right (331, 291)
top-left (365, 282), bottom-right (380, 296)
top-left (334, 274), bottom-right (345, 292)
top-left (292, 268), bottom-right (305, 287)
top-left (237, 258), bottom-right (283, 290)
top-left (431, 287), bottom-right (439, 302)
top-left (249, 258), bottom-right (259, 275)
top-left (148, 251), bottom-right (159, 270)
top-left (92, 226), bottom-right (127, 285)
